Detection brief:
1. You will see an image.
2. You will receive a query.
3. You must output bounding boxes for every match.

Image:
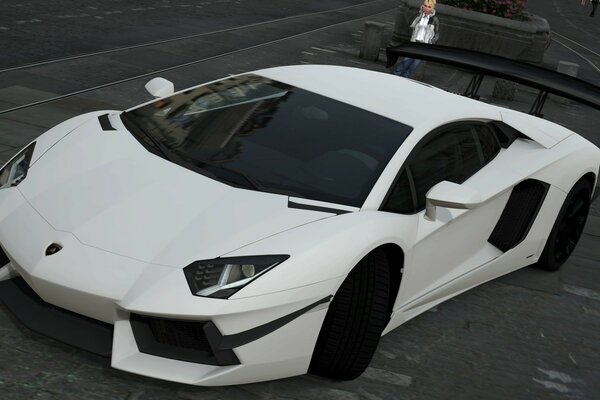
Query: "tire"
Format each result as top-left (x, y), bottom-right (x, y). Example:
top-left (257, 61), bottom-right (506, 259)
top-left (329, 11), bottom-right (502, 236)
top-left (308, 249), bottom-right (390, 380)
top-left (537, 179), bottom-right (592, 271)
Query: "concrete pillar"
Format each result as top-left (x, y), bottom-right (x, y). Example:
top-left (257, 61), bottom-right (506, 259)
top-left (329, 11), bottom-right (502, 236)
top-left (359, 21), bottom-right (385, 61)
top-left (556, 61), bottom-right (579, 104)
top-left (492, 79), bottom-right (516, 101)
top-left (557, 61), bottom-right (579, 77)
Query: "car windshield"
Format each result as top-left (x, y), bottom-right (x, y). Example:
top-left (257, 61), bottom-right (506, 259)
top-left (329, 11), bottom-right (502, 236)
top-left (123, 74), bottom-right (412, 207)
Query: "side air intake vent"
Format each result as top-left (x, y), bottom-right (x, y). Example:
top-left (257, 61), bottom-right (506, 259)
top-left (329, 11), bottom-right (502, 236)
top-left (488, 179), bottom-right (549, 252)
top-left (0, 245), bottom-right (10, 267)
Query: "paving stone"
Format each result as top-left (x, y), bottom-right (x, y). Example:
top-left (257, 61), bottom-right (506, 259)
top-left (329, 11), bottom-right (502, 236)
top-left (0, 70), bottom-right (81, 107)
top-left (570, 234), bottom-right (599, 262)
top-left (0, 118), bottom-right (46, 147)
top-left (495, 265), bottom-right (564, 295)
top-left (583, 215), bottom-right (600, 236)
top-left (561, 254), bottom-right (600, 292)
top-left (0, 85), bottom-right (58, 106)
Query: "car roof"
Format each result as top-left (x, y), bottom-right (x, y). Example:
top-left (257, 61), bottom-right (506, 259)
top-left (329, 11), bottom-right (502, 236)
top-left (255, 64), bottom-right (498, 128)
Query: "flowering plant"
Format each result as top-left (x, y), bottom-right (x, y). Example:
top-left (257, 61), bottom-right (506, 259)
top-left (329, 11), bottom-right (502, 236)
top-left (439, 0), bottom-right (528, 20)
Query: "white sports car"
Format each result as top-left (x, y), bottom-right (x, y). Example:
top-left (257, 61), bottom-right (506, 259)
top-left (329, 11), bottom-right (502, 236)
top-left (0, 60), bottom-right (598, 386)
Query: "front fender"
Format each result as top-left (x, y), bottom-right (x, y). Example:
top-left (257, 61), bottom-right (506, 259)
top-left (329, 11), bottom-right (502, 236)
top-left (226, 210), bottom-right (418, 298)
top-left (28, 110), bottom-right (118, 167)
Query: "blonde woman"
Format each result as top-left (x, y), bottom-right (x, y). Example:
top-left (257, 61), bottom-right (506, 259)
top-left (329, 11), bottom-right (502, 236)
top-left (391, 0), bottom-right (440, 77)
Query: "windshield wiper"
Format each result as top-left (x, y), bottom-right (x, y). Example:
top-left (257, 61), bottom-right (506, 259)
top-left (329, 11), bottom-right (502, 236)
top-left (205, 164), bottom-right (305, 198)
top-left (202, 164), bottom-right (262, 190)
top-left (221, 166), bottom-right (263, 191)
top-left (121, 112), bottom-right (177, 164)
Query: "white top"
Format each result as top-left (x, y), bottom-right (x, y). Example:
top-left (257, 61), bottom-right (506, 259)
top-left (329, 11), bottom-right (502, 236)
top-left (414, 15), bottom-right (430, 42)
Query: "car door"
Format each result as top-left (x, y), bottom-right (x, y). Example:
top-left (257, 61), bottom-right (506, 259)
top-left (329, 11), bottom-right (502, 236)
top-left (385, 122), bottom-right (511, 311)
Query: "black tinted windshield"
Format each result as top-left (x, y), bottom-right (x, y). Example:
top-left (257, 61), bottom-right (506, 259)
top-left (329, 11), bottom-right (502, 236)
top-left (125, 74), bottom-right (412, 207)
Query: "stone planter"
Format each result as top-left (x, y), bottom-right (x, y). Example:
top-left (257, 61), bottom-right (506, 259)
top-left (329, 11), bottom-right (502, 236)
top-left (390, 0), bottom-right (550, 63)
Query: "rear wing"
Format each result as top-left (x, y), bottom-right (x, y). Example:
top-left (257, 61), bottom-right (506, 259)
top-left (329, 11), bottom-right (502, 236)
top-left (386, 43), bottom-right (600, 117)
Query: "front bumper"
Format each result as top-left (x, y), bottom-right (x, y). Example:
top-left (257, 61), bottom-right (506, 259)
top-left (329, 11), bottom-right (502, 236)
top-left (0, 276), bottom-right (114, 356)
top-left (0, 187), bottom-right (340, 385)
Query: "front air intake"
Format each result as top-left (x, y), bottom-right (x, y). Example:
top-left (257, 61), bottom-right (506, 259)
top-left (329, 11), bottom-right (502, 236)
top-left (130, 314), bottom-right (239, 366)
top-left (148, 317), bottom-right (211, 351)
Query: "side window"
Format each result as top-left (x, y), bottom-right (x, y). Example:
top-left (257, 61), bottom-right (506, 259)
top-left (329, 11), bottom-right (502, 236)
top-left (411, 125), bottom-right (482, 210)
top-left (475, 125), bottom-right (501, 163)
top-left (490, 121), bottom-right (522, 148)
top-left (383, 168), bottom-right (415, 213)
top-left (382, 124), bottom-right (500, 215)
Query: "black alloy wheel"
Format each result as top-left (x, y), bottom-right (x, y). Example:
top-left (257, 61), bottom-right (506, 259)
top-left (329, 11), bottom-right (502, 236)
top-left (309, 249), bottom-right (390, 380)
top-left (537, 179), bottom-right (592, 271)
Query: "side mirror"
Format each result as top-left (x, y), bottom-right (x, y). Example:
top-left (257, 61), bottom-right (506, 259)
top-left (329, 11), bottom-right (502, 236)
top-left (424, 181), bottom-right (482, 221)
top-left (145, 77), bottom-right (174, 98)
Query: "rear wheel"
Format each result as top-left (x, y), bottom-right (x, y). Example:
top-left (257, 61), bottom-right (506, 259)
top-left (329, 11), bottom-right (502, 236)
top-left (309, 249), bottom-right (390, 380)
top-left (537, 179), bottom-right (592, 271)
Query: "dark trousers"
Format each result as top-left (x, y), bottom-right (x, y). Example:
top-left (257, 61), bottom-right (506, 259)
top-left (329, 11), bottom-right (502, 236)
top-left (592, 0), bottom-right (599, 17)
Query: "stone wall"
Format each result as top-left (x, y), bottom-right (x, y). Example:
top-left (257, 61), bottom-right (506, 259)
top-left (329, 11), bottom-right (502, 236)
top-left (391, 0), bottom-right (550, 63)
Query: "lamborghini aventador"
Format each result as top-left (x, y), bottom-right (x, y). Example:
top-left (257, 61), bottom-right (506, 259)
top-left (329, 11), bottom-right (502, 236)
top-left (0, 61), bottom-right (598, 385)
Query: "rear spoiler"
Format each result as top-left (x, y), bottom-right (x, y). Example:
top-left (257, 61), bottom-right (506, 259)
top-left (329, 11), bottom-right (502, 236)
top-left (386, 43), bottom-right (600, 116)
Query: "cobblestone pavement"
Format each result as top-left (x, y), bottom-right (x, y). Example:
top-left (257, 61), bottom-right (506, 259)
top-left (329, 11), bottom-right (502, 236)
top-left (0, 0), bottom-right (599, 399)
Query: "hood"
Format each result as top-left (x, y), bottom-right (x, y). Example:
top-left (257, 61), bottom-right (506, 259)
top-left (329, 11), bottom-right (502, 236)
top-left (18, 116), bottom-right (332, 267)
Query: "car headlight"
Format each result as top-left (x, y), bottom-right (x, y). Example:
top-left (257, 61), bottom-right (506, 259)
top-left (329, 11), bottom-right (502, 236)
top-left (0, 142), bottom-right (36, 189)
top-left (184, 255), bottom-right (289, 299)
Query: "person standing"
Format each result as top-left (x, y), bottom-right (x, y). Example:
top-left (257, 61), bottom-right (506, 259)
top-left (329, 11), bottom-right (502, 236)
top-left (391, 0), bottom-right (440, 78)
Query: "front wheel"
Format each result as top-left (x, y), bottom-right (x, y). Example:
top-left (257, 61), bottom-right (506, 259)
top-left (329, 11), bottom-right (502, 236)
top-left (308, 249), bottom-right (390, 380)
top-left (537, 179), bottom-right (592, 271)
